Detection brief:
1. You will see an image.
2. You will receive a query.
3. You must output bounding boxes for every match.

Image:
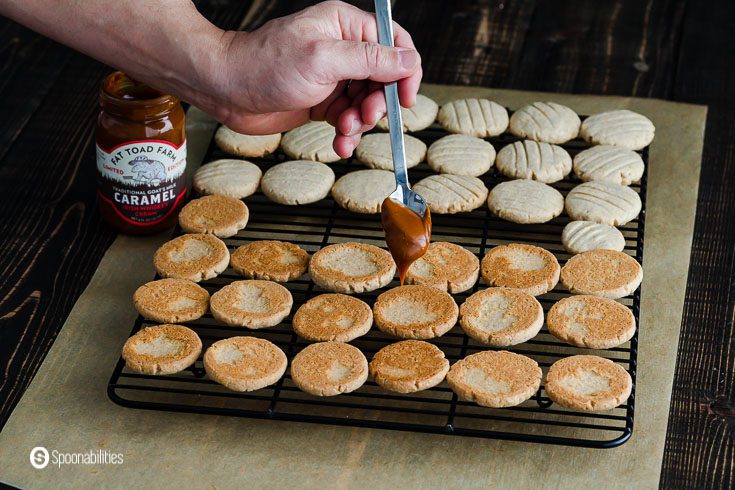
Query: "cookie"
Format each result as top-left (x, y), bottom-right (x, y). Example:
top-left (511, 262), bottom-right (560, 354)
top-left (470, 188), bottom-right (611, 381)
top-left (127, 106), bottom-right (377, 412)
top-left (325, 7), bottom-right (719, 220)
top-left (560, 249), bottom-right (643, 299)
top-left (331, 169), bottom-right (395, 214)
top-left (545, 355), bottom-right (632, 411)
top-left (561, 220), bottom-right (626, 255)
top-left (426, 134), bottom-right (495, 177)
top-left (290, 342), bottom-right (368, 396)
top-left (133, 278), bottom-right (209, 323)
top-left (309, 242), bottom-right (396, 294)
top-left (373, 285), bottom-right (459, 339)
top-left (565, 181), bottom-right (642, 226)
top-left (178, 195), bottom-right (249, 238)
top-left (281, 121), bottom-right (341, 163)
top-left (230, 240), bottom-right (309, 282)
top-left (209, 280), bottom-right (293, 328)
top-left (355, 132), bottom-right (427, 170)
top-left (547, 295), bottom-right (636, 349)
top-left (405, 241), bottom-right (479, 293)
top-left (412, 174), bottom-right (488, 214)
top-left (214, 126), bottom-right (281, 157)
top-left (572, 145), bottom-right (645, 185)
top-left (122, 324), bottom-right (202, 375)
top-left (193, 159), bottom-right (262, 199)
top-left (447, 350), bottom-right (541, 408)
top-left (375, 94), bottom-right (439, 132)
top-left (459, 287), bottom-right (544, 347)
top-left (487, 179), bottom-right (564, 224)
top-left (509, 101), bottom-right (581, 144)
top-left (369, 340), bottom-right (449, 393)
top-left (153, 233), bottom-right (229, 282)
top-left (495, 140), bottom-right (572, 183)
top-left (480, 243), bottom-right (560, 296)
top-left (292, 293), bottom-right (373, 342)
top-left (579, 109), bottom-right (655, 150)
top-left (203, 336), bottom-right (287, 392)
top-left (438, 98), bottom-right (509, 137)
top-left (260, 160), bottom-right (335, 205)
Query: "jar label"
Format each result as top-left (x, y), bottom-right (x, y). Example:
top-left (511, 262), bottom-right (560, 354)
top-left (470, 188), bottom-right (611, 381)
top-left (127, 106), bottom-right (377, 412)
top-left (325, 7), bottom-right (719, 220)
top-left (96, 139), bottom-right (187, 225)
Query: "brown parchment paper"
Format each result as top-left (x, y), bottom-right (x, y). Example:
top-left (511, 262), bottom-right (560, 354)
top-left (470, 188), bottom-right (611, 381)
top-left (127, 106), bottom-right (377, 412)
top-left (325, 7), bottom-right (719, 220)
top-left (0, 85), bottom-right (706, 489)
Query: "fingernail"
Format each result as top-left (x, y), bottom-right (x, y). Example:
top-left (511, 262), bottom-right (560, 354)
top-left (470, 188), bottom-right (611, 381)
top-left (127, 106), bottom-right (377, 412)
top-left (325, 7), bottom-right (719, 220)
top-left (398, 49), bottom-right (419, 69)
top-left (349, 118), bottom-right (360, 135)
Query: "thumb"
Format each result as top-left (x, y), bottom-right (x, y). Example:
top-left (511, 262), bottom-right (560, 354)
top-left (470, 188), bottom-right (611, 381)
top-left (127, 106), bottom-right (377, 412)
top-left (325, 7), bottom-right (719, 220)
top-left (322, 40), bottom-right (420, 82)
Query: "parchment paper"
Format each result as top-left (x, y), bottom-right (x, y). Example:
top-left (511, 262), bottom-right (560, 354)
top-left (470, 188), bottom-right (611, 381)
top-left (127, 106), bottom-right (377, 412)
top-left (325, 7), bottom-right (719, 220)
top-left (0, 85), bottom-right (707, 489)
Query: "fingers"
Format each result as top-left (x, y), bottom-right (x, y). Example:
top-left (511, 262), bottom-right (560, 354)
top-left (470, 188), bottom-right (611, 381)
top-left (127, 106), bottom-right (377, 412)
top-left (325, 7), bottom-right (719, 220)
top-left (310, 81), bottom-right (347, 121)
top-left (320, 39), bottom-right (420, 84)
top-left (333, 133), bottom-right (361, 159)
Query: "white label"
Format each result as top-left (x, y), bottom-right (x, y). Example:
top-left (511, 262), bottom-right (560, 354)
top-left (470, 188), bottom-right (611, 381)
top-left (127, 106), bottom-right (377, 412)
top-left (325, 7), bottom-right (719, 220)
top-left (96, 139), bottom-right (186, 187)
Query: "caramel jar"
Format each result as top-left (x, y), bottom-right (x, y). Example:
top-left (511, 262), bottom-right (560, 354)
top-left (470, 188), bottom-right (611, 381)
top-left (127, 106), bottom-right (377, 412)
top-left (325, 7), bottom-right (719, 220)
top-left (96, 71), bottom-right (187, 234)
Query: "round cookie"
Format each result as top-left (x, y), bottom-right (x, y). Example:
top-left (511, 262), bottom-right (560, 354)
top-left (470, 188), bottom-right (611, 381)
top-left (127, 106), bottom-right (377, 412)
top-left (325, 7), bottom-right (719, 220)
top-left (562, 220), bottom-right (626, 255)
top-left (459, 287), bottom-right (544, 347)
top-left (412, 174), bottom-right (488, 214)
top-left (193, 159), bottom-right (262, 199)
top-left (580, 109), bottom-right (655, 150)
top-left (373, 285), bottom-right (459, 339)
top-left (133, 278), bottom-right (209, 323)
top-left (487, 179), bottom-right (564, 224)
top-left (495, 140), bottom-right (572, 183)
top-left (405, 241), bottom-right (479, 293)
top-left (178, 195), bottom-right (249, 238)
top-left (153, 233), bottom-right (229, 282)
top-left (547, 295), bottom-right (636, 349)
top-left (122, 324), bottom-right (202, 375)
top-left (481, 243), bottom-right (560, 296)
top-left (214, 126), bottom-right (281, 158)
top-left (261, 160), bottom-right (335, 205)
top-left (560, 249), bottom-right (643, 299)
top-left (331, 169), bottom-right (395, 214)
top-left (355, 133), bottom-right (427, 170)
top-left (203, 336), bottom-right (287, 392)
top-left (209, 280), bottom-right (293, 328)
top-left (281, 121), bottom-right (341, 163)
top-left (309, 242), bottom-right (396, 294)
top-left (292, 293), bottom-right (373, 342)
top-left (447, 350), bottom-right (541, 408)
top-left (426, 134), bottom-right (495, 177)
top-left (572, 145), bottom-right (645, 185)
top-left (545, 355), bottom-right (632, 412)
top-left (565, 181), bottom-right (642, 226)
top-left (290, 342), bottom-right (368, 396)
top-left (509, 101), bottom-right (581, 144)
top-left (437, 98), bottom-right (509, 137)
top-left (230, 240), bottom-right (309, 282)
top-left (369, 340), bottom-right (449, 393)
top-left (375, 94), bottom-right (439, 132)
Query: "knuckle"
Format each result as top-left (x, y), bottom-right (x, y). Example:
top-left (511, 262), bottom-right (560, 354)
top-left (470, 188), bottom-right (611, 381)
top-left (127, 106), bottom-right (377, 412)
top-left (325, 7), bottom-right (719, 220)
top-left (362, 43), bottom-right (384, 70)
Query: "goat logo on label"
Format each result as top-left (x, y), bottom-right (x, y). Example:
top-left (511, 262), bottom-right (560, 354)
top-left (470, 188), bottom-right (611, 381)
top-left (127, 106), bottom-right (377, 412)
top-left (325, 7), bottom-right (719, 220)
top-left (129, 155), bottom-right (167, 186)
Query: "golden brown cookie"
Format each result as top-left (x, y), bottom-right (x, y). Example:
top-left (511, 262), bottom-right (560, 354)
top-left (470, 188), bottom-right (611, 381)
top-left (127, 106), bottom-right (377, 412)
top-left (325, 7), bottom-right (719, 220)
top-left (547, 295), bottom-right (636, 349)
top-left (369, 340), bottom-right (449, 393)
top-left (560, 250), bottom-right (643, 299)
top-left (133, 278), bottom-right (209, 323)
top-left (480, 243), bottom-right (560, 296)
top-left (545, 355), bottom-right (632, 411)
top-left (178, 195), bottom-right (249, 238)
top-left (214, 126), bottom-right (281, 158)
top-left (292, 294), bottom-right (373, 342)
top-left (309, 242), bottom-right (396, 294)
top-left (373, 285), bottom-right (459, 339)
top-left (405, 242), bottom-right (479, 293)
top-left (203, 336), bottom-right (287, 392)
top-left (153, 233), bottom-right (229, 282)
top-left (209, 280), bottom-right (293, 329)
top-left (290, 342), bottom-right (368, 396)
top-left (122, 324), bottom-right (202, 375)
top-left (230, 240), bottom-right (309, 282)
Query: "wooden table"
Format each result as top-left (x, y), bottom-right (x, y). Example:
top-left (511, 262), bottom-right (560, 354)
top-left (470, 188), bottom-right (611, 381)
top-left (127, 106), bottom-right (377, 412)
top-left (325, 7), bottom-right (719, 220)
top-left (0, 1), bottom-right (731, 487)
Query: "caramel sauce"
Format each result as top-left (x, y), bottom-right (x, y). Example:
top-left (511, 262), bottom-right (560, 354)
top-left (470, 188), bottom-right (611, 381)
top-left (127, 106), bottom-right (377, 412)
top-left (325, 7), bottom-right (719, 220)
top-left (381, 197), bottom-right (432, 284)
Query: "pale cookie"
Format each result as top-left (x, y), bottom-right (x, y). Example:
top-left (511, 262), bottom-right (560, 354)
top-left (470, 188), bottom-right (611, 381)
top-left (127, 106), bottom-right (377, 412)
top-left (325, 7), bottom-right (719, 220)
top-left (426, 134), bottom-right (495, 177)
top-left (509, 101), bottom-right (581, 144)
top-left (481, 243), bottom-right (560, 296)
top-left (565, 181), bottom-right (642, 226)
top-left (355, 133), bottom-right (427, 170)
top-left (545, 355), bottom-right (632, 411)
top-left (292, 293), bottom-right (373, 342)
top-left (447, 350), bottom-right (541, 408)
top-left (547, 295), bottom-right (636, 349)
top-left (153, 233), bottom-right (229, 282)
top-left (290, 342), bottom-right (368, 396)
top-left (331, 169), bottom-right (395, 214)
top-left (459, 287), bottom-right (544, 347)
top-left (437, 98), bottom-right (509, 137)
top-left (309, 242), bottom-right (396, 294)
top-left (230, 240), bottom-right (309, 282)
top-left (405, 242), bottom-right (479, 293)
top-left (203, 336), bottom-right (287, 392)
top-left (209, 280), bottom-right (293, 328)
top-left (133, 278), bottom-right (209, 323)
top-left (580, 109), bottom-right (655, 150)
top-left (369, 340), bottom-right (449, 393)
top-left (562, 220), bottom-right (626, 255)
top-left (495, 140), bottom-right (572, 183)
top-left (214, 126), bottom-right (281, 158)
top-left (373, 285), bottom-right (459, 339)
top-left (122, 324), bottom-right (202, 375)
top-left (193, 159), bottom-right (262, 199)
top-left (412, 174), bottom-right (488, 214)
top-left (560, 249), bottom-right (642, 299)
top-left (178, 195), bottom-right (249, 238)
top-left (572, 145), bottom-right (645, 185)
top-left (487, 179), bottom-right (564, 224)
top-left (376, 94), bottom-right (439, 132)
top-left (281, 121), bottom-right (341, 162)
top-left (261, 160), bottom-right (335, 205)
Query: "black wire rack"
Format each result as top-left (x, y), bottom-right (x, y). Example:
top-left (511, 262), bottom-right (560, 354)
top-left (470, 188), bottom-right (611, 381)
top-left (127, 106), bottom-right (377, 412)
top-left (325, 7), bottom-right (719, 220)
top-left (108, 117), bottom-right (647, 449)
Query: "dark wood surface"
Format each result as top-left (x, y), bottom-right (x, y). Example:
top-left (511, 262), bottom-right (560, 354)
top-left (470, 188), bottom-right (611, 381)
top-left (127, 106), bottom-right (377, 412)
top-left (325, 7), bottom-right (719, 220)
top-left (0, 0), bottom-right (732, 487)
